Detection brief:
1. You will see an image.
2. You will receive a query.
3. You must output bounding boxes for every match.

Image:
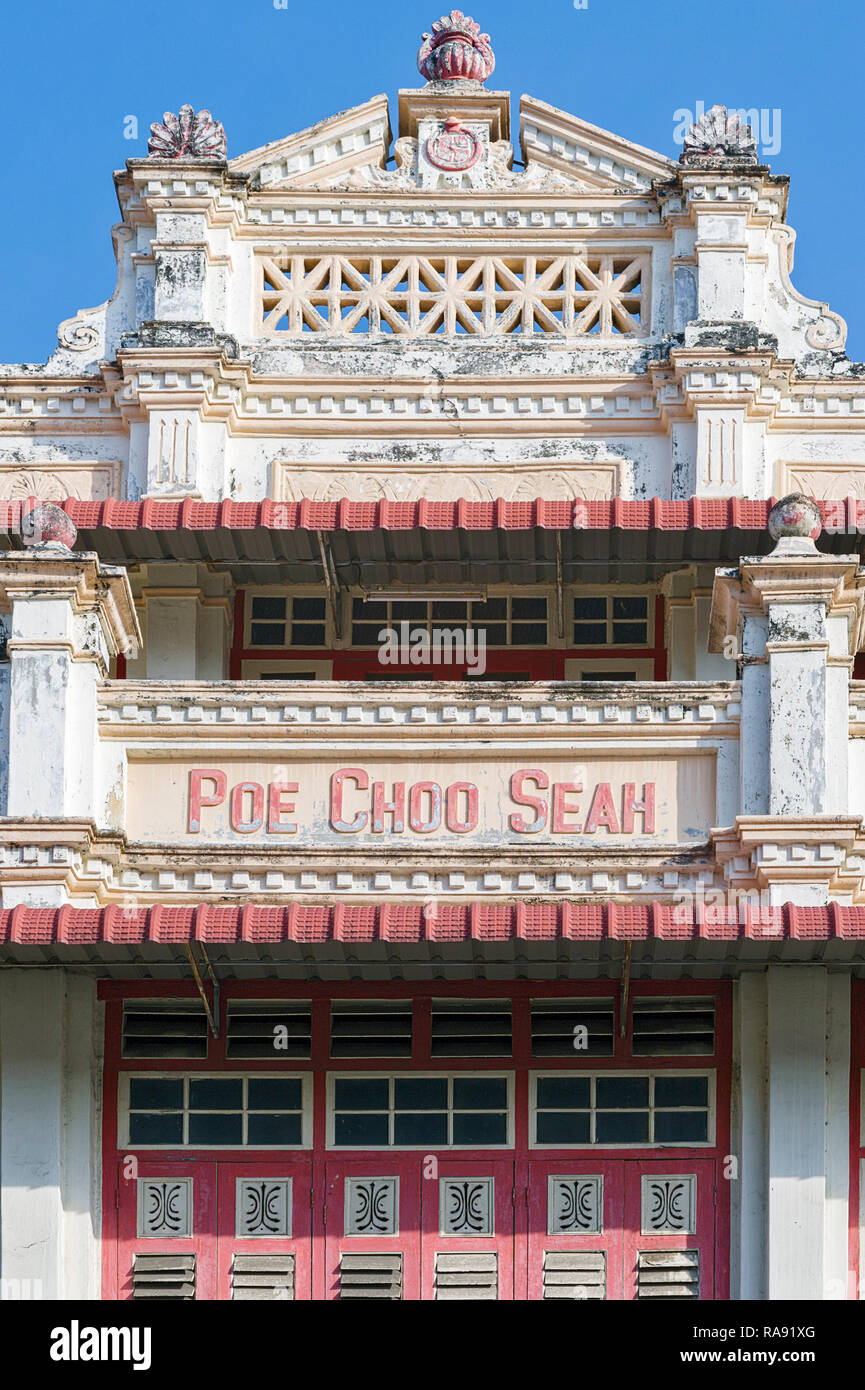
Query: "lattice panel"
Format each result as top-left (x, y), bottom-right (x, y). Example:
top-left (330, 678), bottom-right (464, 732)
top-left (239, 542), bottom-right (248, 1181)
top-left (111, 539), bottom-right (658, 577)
top-left (259, 253), bottom-right (649, 337)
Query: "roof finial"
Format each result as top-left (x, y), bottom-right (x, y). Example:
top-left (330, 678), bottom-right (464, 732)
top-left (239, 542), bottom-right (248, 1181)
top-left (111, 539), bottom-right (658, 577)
top-left (417, 10), bottom-right (495, 84)
top-left (680, 104), bottom-right (758, 165)
top-left (147, 105), bottom-right (227, 159)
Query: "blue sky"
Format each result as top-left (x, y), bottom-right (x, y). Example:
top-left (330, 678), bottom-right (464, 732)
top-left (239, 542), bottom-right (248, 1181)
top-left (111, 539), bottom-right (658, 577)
top-left (1, 0), bottom-right (861, 360)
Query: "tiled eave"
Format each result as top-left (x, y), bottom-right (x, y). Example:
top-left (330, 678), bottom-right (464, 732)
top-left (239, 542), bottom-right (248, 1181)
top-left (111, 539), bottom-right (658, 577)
top-left (3, 902), bottom-right (865, 945)
top-left (3, 495), bottom-right (858, 583)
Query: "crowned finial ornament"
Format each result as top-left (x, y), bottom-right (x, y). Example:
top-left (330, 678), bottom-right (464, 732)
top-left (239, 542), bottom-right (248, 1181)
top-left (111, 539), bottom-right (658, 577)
top-left (417, 10), bottom-right (495, 84)
top-left (680, 104), bottom-right (758, 166)
top-left (147, 105), bottom-right (227, 159)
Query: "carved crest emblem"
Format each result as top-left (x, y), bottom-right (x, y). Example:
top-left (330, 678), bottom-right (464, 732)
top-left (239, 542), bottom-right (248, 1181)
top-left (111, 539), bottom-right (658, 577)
top-left (424, 118), bottom-right (481, 171)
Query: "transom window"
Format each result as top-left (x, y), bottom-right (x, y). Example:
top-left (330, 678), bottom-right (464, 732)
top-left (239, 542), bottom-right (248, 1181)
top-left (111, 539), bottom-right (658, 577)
top-left (532, 1072), bottom-right (712, 1147)
top-left (249, 594), bottom-right (327, 647)
top-left (329, 1074), bottom-right (512, 1148)
top-left (573, 593), bottom-right (649, 646)
top-left (351, 595), bottom-right (547, 648)
top-left (122, 1074), bottom-right (311, 1148)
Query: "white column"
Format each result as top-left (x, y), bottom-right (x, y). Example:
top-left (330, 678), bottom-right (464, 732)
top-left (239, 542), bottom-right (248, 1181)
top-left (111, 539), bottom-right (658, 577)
top-left (0, 552), bottom-right (139, 821)
top-left (733, 971), bottom-right (768, 1299)
top-left (765, 966), bottom-right (850, 1300)
top-left (0, 972), bottom-right (102, 1299)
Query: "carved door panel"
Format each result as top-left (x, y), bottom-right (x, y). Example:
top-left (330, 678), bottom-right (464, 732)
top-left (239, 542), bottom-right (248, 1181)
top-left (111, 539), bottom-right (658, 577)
top-left (324, 1159), bottom-right (421, 1300)
top-left (623, 1159), bottom-right (716, 1301)
top-left (421, 1160), bottom-right (515, 1300)
top-left (117, 1159), bottom-right (216, 1300)
top-left (527, 1160), bottom-right (625, 1300)
top-left (216, 1161), bottom-right (313, 1301)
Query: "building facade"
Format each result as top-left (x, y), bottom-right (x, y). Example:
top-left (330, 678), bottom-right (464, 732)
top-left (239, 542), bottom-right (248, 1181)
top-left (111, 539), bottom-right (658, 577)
top-left (1, 11), bottom-right (865, 1302)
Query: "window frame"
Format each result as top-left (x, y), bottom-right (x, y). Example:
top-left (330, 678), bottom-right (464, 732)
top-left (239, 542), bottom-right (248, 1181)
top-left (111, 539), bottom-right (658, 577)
top-left (529, 1068), bottom-right (716, 1150)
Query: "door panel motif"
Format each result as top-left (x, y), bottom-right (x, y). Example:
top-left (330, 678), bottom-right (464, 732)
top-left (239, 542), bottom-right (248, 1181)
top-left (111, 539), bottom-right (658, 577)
top-left (216, 1161), bottom-right (312, 1300)
top-left (117, 1160), bottom-right (217, 1300)
top-left (324, 1159), bottom-right (420, 1299)
top-left (423, 1160), bottom-right (514, 1300)
top-left (528, 1160), bottom-right (624, 1300)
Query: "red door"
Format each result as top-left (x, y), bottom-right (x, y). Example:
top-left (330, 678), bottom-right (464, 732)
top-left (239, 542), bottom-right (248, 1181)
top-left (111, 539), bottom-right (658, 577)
top-left (216, 1161), bottom-right (313, 1300)
top-left (527, 1160), bottom-right (625, 1300)
top-left (422, 1159), bottom-right (515, 1300)
top-left (324, 1158), bottom-right (421, 1300)
top-left (623, 1158), bottom-right (716, 1301)
top-left (117, 1159), bottom-right (216, 1300)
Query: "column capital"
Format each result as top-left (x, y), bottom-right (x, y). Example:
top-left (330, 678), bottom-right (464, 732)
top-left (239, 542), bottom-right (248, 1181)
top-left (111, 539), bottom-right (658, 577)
top-left (0, 549), bottom-right (141, 663)
top-left (708, 495), bottom-right (865, 655)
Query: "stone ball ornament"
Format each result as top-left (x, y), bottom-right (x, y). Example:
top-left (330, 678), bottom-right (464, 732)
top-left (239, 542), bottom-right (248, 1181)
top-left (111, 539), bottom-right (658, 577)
top-left (20, 501), bottom-right (78, 550)
top-left (417, 10), bottom-right (495, 84)
top-left (767, 493), bottom-right (823, 544)
top-left (147, 105), bottom-right (227, 159)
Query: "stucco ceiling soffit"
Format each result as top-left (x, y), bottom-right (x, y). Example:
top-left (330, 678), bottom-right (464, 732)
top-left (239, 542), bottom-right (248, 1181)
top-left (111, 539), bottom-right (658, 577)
top-left (228, 95), bottom-right (392, 190)
top-left (518, 96), bottom-right (676, 195)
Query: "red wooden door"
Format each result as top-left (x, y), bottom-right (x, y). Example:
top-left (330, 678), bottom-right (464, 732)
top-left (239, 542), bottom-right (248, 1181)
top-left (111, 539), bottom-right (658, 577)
top-left (421, 1159), bottom-right (515, 1300)
top-left (324, 1158), bottom-right (421, 1300)
top-left (216, 1161), bottom-right (313, 1301)
top-left (117, 1159), bottom-right (216, 1300)
top-left (623, 1159), bottom-right (716, 1301)
top-left (527, 1159), bottom-right (625, 1300)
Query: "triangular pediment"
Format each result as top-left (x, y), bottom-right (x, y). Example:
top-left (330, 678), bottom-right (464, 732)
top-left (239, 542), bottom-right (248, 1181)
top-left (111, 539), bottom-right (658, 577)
top-left (229, 95), bottom-right (391, 189)
top-left (519, 95), bottom-right (676, 192)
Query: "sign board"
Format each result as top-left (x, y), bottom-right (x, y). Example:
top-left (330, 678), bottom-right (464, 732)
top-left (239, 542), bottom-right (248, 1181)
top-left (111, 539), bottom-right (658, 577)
top-left (125, 755), bottom-right (715, 847)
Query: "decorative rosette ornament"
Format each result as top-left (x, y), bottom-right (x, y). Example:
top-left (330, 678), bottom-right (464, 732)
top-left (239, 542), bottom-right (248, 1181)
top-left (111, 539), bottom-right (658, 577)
top-left (147, 105), bottom-right (227, 159)
top-left (417, 10), bottom-right (495, 84)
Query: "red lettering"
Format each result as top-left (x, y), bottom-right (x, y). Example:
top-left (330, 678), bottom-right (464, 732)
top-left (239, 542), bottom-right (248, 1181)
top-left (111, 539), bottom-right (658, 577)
top-left (584, 782), bottom-right (620, 834)
top-left (409, 781), bottom-right (442, 833)
top-left (372, 781), bottom-right (405, 833)
top-left (330, 768), bottom-right (369, 832)
top-left (509, 769), bottom-right (548, 833)
top-left (230, 781), bottom-right (264, 834)
top-left (445, 782), bottom-right (478, 834)
top-left (267, 781), bottom-right (298, 834)
top-left (622, 782), bottom-right (656, 834)
top-left (552, 781), bottom-right (582, 833)
top-left (188, 769), bottom-right (226, 833)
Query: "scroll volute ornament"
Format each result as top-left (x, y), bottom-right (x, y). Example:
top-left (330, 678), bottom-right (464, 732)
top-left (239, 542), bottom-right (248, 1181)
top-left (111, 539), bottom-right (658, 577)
top-left (417, 9), bottom-right (495, 83)
top-left (147, 104), bottom-right (227, 159)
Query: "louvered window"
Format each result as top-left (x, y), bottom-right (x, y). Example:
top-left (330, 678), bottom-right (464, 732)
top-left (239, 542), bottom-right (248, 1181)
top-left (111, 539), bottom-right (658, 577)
top-left (330, 1001), bottom-right (413, 1058)
top-left (122, 1002), bottom-right (209, 1059)
top-left (631, 998), bottom-right (715, 1056)
top-left (226, 1001), bottom-right (311, 1059)
top-left (531, 999), bottom-right (614, 1057)
top-left (431, 1000), bottom-right (512, 1057)
top-left (132, 1253), bottom-right (195, 1300)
